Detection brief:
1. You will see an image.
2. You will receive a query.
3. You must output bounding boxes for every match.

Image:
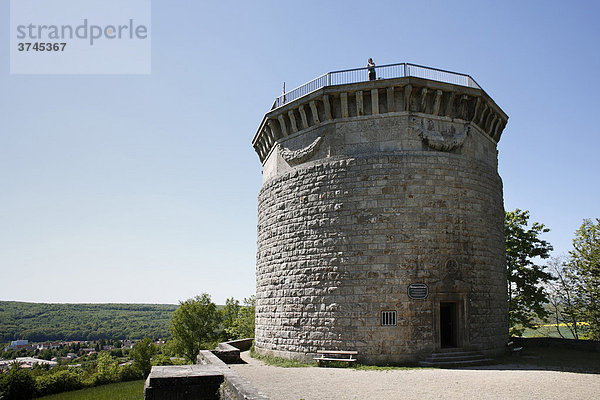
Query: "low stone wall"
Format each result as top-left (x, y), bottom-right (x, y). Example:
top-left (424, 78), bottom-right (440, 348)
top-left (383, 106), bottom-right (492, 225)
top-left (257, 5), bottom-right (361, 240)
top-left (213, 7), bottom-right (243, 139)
top-left (145, 340), bottom-right (267, 400)
top-left (198, 350), bottom-right (269, 400)
top-left (226, 338), bottom-right (254, 352)
top-left (197, 349), bottom-right (228, 366)
top-left (210, 339), bottom-right (254, 364)
top-left (212, 343), bottom-right (241, 364)
top-left (511, 337), bottom-right (600, 352)
top-left (144, 365), bottom-right (223, 400)
top-left (219, 368), bottom-right (269, 400)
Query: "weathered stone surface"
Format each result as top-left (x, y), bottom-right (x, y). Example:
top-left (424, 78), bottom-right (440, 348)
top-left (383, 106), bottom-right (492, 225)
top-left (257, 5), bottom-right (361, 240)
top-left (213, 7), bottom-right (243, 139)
top-left (196, 350), bottom-right (270, 400)
top-left (225, 338), bottom-right (254, 352)
top-left (144, 365), bottom-right (223, 400)
top-left (213, 342), bottom-right (241, 364)
top-left (253, 76), bottom-right (509, 364)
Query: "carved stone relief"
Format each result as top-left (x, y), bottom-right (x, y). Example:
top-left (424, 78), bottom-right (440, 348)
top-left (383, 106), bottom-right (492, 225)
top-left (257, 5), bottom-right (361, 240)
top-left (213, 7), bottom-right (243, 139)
top-left (410, 117), bottom-right (468, 152)
top-left (279, 130), bottom-right (327, 165)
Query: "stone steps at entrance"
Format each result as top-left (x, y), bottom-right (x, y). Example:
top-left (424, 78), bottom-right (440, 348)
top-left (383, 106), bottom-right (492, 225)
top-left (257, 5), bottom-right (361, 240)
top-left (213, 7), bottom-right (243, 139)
top-left (429, 353), bottom-right (486, 361)
top-left (428, 347), bottom-right (471, 353)
top-left (419, 348), bottom-right (496, 368)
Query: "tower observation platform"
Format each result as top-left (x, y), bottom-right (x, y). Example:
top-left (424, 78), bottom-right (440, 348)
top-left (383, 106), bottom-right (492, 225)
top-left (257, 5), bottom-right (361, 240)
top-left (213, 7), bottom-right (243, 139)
top-left (252, 62), bottom-right (509, 364)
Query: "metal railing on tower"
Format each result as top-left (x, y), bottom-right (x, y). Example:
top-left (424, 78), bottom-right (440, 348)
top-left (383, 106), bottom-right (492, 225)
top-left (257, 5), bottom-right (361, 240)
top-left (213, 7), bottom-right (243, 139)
top-left (272, 62), bottom-right (481, 109)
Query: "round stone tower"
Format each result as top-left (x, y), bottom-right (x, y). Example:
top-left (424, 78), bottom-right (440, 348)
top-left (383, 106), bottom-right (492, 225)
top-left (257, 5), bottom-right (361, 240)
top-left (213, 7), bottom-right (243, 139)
top-left (252, 63), bottom-right (509, 364)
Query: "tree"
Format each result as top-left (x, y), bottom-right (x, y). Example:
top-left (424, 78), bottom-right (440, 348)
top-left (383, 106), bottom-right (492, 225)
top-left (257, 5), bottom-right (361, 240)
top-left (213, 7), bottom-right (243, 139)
top-left (505, 209), bottom-right (554, 336)
top-left (95, 352), bottom-right (119, 384)
top-left (224, 296), bottom-right (256, 340)
top-left (567, 218), bottom-right (600, 339)
top-left (221, 298), bottom-right (241, 339)
top-left (169, 294), bottom-right (221, 363)
top-left (130, 338), bottom-right (157, 378)
top-left (547, 257), bottom-right (580, 339)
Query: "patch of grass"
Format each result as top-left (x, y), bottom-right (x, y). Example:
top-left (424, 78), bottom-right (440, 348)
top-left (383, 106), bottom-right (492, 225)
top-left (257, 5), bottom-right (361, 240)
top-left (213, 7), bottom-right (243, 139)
top-left (314, 360), bottom-right (355, 368)
top-left (353, 364), bottom-right (428, 371)
top-left (521, 321), bottom-right (590, 339)
top-left (38, 380), bottom-right (145, 400)
top-left (521, 325), bottom-right (578, 339)
top-left (249, 348), bottom-right (316, 367)
top-left (249, 350), bottom-right (427, 370)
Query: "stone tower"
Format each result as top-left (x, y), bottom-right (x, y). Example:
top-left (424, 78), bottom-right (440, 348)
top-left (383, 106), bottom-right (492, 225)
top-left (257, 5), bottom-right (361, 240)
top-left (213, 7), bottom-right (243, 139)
top-left (252, 63), bottom-right (509, 364)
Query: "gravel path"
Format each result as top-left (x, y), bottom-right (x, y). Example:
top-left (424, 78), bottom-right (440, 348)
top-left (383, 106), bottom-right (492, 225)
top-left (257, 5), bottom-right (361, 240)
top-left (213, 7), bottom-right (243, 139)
top-left (230, 352), bottom-right (600, 400)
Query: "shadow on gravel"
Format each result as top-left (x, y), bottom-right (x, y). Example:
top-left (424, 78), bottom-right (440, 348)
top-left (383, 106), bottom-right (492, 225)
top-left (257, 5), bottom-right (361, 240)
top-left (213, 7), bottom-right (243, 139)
top-left (460, 346), bottom-right (600, 375)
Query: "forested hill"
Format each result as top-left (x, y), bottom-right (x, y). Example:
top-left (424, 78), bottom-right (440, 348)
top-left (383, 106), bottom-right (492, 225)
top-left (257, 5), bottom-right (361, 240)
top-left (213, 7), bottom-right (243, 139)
top-left (0, 301), bottom-right (178, 342)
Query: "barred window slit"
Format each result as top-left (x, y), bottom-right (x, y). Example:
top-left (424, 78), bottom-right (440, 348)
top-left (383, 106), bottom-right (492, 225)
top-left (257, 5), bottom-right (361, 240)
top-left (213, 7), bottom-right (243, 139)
top-left (381, 310), bottom-right (397, 326)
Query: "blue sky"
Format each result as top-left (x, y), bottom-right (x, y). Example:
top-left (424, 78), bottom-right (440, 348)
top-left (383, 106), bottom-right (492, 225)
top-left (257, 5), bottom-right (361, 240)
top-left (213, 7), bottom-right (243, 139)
top-left (1, 1), bottom-right (598, 304)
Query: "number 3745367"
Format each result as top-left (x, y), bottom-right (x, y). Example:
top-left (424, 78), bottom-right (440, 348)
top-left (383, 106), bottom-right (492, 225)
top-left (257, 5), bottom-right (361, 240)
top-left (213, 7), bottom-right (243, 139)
top-left (18, 42), bottom-right (67, 51)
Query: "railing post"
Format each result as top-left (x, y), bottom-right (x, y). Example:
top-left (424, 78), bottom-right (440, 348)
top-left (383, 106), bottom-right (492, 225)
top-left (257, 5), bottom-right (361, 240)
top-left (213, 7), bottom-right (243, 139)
top-left (327, 73), bottom-right (331, 87)
top-left (404, 63), bottom-right (407, 78)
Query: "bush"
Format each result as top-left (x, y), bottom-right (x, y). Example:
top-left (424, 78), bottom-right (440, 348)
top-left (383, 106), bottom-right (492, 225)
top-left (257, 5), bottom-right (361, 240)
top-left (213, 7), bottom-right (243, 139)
top-left (0, 363), bottom-right (36, 400)
top-left (35, 369), bottom-right (83, 396)
top-left (119, 364), bottom-right (143, 382)
top-left (152, 354), bottom-right (173, 366)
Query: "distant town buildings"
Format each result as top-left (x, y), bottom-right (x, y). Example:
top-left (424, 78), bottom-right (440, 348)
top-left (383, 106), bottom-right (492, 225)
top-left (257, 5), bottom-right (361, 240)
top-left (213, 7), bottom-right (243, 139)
top-left (0, 357), bottom-right (57, 369)
top-left (36, 342), bottom-right (61, 350)
top-left (5, 339), bottom-right (29, 351)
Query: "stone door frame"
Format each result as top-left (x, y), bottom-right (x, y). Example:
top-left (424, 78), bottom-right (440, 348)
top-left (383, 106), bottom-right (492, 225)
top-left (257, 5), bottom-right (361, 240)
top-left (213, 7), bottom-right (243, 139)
top-left (431, 291), bottom-right (470, 350)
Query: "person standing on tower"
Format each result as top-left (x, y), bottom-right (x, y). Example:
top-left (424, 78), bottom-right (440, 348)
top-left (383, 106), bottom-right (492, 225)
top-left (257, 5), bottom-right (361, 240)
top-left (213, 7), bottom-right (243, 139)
top-left (367, 58), bottom-right (376, 81)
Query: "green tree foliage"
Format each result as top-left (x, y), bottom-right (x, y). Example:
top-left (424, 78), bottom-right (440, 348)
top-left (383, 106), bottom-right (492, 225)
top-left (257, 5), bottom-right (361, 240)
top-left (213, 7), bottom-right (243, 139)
top-left (505, 209), bottom-right (554, 336)
top-left (130, 338), bottom-right (157, 378)
top-left (94, 352), bottom-right (120, 385)
top-left (151, 353), bottom-right (174, 366)
top-left (567, 218), bottom-right (600, 339)
top-left (221, 298), bottom-right (241, 336)
top-left (169, 294), bottom-right (221, 363)
top-left (119, 364), bottom-right (144, 382)
top-left (0, 302), bottom-right (177, 342)
top-left (0, 346), bottom-right (162, 398)
top-left (35, 369), bottom-right (83, 396)
top-left (224, 296), bottom-right (256, 340)
top-left (0, 363), bottom-right (36, 400)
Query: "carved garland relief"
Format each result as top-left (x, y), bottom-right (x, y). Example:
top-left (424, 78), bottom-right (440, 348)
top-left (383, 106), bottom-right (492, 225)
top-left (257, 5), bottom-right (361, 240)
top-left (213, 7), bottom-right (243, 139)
top-left (278, 130), bottom-right (327, 165)
top-left (410, 117), bottom-right (468, 152)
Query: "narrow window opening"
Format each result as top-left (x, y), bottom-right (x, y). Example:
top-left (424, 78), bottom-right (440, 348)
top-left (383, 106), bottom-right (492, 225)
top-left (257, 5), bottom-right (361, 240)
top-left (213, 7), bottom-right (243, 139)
top-left (381, 310), bottom-right (397, 326)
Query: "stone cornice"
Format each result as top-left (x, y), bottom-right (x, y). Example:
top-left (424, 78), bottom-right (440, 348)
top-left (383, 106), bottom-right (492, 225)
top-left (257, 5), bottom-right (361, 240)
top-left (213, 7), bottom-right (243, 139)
top-left (252, 77), bottom-right (508, 163)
